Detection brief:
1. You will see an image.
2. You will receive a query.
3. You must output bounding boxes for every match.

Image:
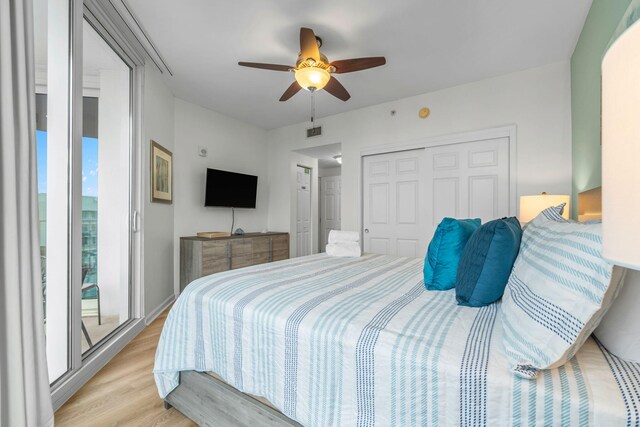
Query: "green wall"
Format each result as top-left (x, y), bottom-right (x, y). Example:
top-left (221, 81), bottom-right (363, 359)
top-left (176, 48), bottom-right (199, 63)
top-left (571, 0), bottom-right (631, 218)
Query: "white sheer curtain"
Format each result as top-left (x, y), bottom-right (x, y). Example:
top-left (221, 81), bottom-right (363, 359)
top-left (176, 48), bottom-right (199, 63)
top-left (0, 0), bottom-right (55, 425)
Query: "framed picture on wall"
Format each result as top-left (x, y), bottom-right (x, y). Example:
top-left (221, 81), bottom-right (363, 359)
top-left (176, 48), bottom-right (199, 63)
top-left (151, 140), bottom-right (173, 204)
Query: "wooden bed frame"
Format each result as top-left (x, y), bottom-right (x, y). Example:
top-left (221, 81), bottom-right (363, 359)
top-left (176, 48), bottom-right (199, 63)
top-left (164, 371), bottom-right (301, 426)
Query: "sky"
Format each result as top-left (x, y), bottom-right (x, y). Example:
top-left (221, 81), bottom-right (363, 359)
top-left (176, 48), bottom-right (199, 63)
top-left (36, 130), bottom-right (99, 197)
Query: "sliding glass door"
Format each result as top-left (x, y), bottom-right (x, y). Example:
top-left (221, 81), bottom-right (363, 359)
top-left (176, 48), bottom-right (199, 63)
top-left (80, 19), bottom-right (133, 354)
top-left (34, 0), bottom-right (72, 384)
top-left (34, 0), bottom-right (137, 385)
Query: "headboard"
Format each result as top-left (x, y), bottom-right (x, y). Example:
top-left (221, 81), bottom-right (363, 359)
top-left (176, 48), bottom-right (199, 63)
top-left (578, 186), bottom-right (602, 222)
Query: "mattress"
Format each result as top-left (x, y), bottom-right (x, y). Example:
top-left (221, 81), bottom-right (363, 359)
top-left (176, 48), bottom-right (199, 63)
top-left (154, 253), bottom-right (639, 426)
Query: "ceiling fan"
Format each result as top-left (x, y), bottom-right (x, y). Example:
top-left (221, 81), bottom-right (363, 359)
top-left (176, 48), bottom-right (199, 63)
top-left (238, 27), bottom-right (386, 102)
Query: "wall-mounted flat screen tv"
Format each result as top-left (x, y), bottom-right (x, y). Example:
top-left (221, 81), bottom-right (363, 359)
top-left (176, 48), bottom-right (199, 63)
top-left (205, 168), bottom-right (258, 208)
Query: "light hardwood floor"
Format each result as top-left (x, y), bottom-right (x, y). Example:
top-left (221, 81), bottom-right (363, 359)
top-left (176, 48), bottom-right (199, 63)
top-left (55, 307), bottom-right (196, 426)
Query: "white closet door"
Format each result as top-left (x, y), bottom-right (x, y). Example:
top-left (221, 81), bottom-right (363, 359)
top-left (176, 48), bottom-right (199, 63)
top-left (425, 137), bottom-right (511, 240)
top-left (362, 149), bottom-right (427, 257)
top-left (362, 137), bottom-right (511, 258)
top-left (296, 166), bottom-right (312, 257)
top-left (320, 176), bottom-right (341, 252)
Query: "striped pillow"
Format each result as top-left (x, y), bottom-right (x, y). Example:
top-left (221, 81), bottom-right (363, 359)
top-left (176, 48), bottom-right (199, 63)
top-left (501, 204), bottom-right (624, 379)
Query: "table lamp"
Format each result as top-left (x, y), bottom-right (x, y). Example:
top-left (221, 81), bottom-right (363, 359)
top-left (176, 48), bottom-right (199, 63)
top-left (519, 193), bottom-right (570, 224)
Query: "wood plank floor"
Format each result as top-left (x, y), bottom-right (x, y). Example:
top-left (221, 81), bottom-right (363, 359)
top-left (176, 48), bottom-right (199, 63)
top-left (55, 307), bottom-right (196, 426)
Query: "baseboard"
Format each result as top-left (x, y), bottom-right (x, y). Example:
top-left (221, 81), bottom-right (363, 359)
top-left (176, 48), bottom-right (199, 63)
top-left (51, 318), bottom-right (145, 411)
top-left (145, 293), bottom-right (176, 325)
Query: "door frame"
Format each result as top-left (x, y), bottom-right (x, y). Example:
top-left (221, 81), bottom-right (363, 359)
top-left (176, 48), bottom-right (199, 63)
top-left (358, 125), bottom-right (517, 248)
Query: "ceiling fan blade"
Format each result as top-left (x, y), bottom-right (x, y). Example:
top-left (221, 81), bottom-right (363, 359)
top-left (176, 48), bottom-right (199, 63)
top-left (324, 76), bottom-right (350, 101)
top-left (279, 81), bottom-right (302, 101)
top-left (300, 27), bottom-right (320, 62)
top-left (238, 62), bottom-right (293, 72)
top-left (330, 57), bottom-right (386, 74)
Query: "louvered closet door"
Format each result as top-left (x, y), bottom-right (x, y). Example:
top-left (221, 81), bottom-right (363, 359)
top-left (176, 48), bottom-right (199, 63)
top-left (362, 149), bottom-right (427, 257)
top-left (424, 137), bottom-right (511, 240)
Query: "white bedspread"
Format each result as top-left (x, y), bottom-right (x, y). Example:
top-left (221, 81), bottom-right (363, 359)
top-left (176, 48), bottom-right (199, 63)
top-left (154, 253), bottom-right (639, 426)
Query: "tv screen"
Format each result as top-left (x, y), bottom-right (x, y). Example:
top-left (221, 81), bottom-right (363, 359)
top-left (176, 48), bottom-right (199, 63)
top-left (205, 168), bottom-right (258, 208)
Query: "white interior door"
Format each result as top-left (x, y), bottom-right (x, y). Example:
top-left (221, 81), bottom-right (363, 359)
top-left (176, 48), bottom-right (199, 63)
top-left (296, 166), bottom-right (312, 257)
top-left (362, 149), bottom-right (427, 257)
top-left (425, 137), bottom-right (510, 239)
top-left (320, 176), bottom-right (341, 251)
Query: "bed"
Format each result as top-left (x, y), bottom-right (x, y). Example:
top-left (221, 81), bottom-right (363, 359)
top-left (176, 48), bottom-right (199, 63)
top-left (154, 253), bottom-right (640, 426)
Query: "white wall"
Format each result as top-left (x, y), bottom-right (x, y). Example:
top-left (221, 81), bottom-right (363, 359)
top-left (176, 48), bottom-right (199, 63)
top-left (319, 166), bottom-right (342, 177)
top-left (143, 65), bottom-right (175, 316)
top-left (267, 61), bottom-right (572, 238)
top-left (173, 99), bottom-right (269, 292)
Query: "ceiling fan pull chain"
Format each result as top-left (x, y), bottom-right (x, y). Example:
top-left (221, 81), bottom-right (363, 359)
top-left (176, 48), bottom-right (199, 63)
top-left (310, 92), bottom-right (316, 126)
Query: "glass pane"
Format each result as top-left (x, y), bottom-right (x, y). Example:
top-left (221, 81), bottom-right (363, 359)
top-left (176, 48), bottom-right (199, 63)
top-left (81, 19), bottom-right (132, 354)
top-left (35, 0), bottom-right (71, 384)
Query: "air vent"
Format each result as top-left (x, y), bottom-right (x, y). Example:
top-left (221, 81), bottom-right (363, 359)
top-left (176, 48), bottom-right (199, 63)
top-left (306, 126), bottom-right (322, 138)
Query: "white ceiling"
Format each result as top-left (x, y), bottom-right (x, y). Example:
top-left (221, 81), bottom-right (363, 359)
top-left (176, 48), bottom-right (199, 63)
top-left (126, 0), bottom-right (592, 129)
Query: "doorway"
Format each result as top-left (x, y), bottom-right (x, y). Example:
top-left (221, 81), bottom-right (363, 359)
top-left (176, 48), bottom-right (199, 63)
top-left (296, 166), bottom-right (312, 257)
top-left (292, 143), bottom-right (342, 254)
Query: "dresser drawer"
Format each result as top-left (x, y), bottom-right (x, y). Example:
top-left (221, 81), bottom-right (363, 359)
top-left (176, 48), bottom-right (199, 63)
top-left (270, 235), bottom-right (289, 261)
top-left (202, 258), bottom-right (230, 276)
top-left (272, 249), bottom-right (289, 261)
top-left (202, 241), bottom-right (229, 260)
top-left (230, 239), bottom-right (252, 255)
top-left (271, 235), bottom-right (289, 252)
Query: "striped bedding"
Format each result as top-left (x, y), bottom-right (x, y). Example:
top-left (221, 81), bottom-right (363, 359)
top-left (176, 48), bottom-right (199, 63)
top-left (154, 253), bottom-right (639, 426)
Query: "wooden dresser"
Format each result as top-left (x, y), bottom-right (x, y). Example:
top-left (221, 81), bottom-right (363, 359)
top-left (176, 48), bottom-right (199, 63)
top-left (179, 232), bottom-right (289, 292)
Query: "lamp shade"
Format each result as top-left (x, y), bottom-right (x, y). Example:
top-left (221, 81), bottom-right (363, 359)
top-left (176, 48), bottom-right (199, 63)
top-left (602, 19), bottom-right (640, 269)
top-left (294, 67), bottom-right (330, 91)
top-left (519, 194), bottom-right (570, 223)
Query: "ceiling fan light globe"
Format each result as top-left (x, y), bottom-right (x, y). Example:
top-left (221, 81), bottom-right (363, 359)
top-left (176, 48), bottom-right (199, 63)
top-left (295, 67), bottom-right (330, 92)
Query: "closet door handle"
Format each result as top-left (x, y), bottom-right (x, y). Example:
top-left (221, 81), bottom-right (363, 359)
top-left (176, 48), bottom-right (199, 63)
top-left (364, 229), bottom-right (369, 233)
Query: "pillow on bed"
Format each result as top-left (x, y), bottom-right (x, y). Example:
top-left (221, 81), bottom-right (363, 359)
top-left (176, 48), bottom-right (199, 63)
top-left (423, 217), bottom-right (481, 291)
top-left (501, 204), bottom-right (624, 379)
top-left (455, 217), bottom-right (522, 307)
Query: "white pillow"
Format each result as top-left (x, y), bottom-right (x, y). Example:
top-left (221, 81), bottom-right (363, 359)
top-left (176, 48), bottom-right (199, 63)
top-left (501, 204), bottom-right (624, 379)
top-left (594, 269), bottom-right (640, 363)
